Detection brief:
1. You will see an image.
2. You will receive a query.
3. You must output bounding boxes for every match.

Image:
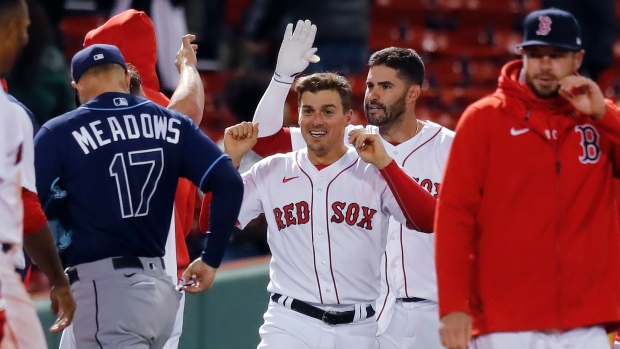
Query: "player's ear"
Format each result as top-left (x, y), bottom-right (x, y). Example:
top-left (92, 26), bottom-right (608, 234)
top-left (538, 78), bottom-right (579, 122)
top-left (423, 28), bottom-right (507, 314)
top-left (406, 84), bottom-right (421, 104)
top-left (124, 71), bottom-right (131, 91)
top-left (573, 50), bottom-right (585, 72)
top-left (345, 109), bottom-right (353, 124)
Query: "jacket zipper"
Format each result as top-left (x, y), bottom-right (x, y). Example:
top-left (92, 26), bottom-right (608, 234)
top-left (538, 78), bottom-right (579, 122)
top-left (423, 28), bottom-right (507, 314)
top-left (553, 132), bottom-right (562, 331)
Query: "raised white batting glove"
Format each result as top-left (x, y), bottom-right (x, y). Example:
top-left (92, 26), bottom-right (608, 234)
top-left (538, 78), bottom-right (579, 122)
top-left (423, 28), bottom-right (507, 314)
top-left (274, 19), bottom-right (319, 84)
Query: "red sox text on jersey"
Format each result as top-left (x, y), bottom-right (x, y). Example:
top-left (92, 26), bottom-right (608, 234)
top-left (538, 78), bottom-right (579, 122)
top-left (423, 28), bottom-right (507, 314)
top-left (273, 202), bottom-right (378, 231)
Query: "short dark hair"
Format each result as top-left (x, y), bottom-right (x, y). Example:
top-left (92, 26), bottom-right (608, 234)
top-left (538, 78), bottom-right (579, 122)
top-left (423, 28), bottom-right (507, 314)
top-left (127, 63), bottom-right (142, 95)
top-left (0, 0), bottom-right (25, 25)
top-left (294, 73), bottom-right (352, 111)
top-left (368, 47), bottom-right (425, 86)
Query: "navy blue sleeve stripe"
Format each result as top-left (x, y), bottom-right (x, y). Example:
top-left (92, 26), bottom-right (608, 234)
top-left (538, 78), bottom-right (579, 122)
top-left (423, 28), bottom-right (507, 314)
top-left (199, 154), bottom-right (229, 190)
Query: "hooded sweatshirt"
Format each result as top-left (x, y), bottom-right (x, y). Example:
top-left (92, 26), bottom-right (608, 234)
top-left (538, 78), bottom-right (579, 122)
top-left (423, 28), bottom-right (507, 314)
top-left (436, 60), bottom-right (620, 336)
top-left (84, 10), bottom-right (196, 278)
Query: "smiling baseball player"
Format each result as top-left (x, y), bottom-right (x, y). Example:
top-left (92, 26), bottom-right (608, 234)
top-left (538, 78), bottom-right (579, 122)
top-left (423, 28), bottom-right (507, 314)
top-left (252, 20), bottom-right (454, 349)
top-left (213, 68), bottom-right (437, 348)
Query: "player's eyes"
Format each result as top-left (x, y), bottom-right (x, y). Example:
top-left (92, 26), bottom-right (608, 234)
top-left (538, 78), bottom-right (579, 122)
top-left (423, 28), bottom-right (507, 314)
top-left (324, 110), bottom-right (333, 115)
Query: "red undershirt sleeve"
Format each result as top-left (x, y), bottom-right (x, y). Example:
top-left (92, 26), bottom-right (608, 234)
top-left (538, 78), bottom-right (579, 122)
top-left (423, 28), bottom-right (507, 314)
top-left (22, 188), bottom-right (47, 236)
top-left (252, 128), bottom-right (293, 157)
top-left (379, 160), bottom-right (436, 233)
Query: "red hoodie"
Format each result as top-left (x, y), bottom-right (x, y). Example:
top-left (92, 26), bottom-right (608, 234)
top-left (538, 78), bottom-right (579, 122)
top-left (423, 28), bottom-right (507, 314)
top-left (84, 10), bottom-right (196, 278)
top-left (436, 60), bottom-right (620, 336)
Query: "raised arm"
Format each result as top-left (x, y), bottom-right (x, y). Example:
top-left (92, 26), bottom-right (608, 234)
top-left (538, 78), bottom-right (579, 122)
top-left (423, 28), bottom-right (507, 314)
top-left (253, 20), bottom-right (318, 137)
top-left (168, 34), bottom-right (204, 125)
top-left (559, 75), bottom-right (620, 144)
top-left (349, 130), bottom-right (436, 233)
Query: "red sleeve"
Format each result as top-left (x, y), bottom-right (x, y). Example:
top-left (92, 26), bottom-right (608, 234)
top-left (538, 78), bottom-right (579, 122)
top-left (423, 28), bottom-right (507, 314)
top-left (593, 100), bottom-right (620, 145)
top-left (435, 105), bottom-right (489, 318)
top-left (379, 160), bottom-right (436, 233)
top-left (198, 192), bottom-right (212, 233)
top-left (22, 188), bottom-right (47, 236)
top-left (252, 128), bottom-right (293, 157)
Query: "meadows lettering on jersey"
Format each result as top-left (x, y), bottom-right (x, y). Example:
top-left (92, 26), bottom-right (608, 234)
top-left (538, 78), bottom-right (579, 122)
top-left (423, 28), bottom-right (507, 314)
top-left (72, 113), bottom-right (181, 154)
top-left (272, 201), bottom-right (377, 231)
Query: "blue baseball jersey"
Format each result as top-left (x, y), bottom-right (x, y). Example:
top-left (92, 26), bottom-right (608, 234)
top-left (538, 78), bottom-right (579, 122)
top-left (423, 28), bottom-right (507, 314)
top-left (35, 92), bottom-right (232, 267)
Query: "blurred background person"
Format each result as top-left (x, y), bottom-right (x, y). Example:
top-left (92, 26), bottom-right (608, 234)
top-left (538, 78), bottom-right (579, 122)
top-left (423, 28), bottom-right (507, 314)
top-left (7, 0), bottom-right (74, 126)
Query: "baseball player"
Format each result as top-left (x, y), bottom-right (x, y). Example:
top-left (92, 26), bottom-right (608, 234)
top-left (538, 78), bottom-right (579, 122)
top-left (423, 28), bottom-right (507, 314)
top-left (7, 92), bottom-right (76, 348)
top-left (252, 20), bottom-right (454, 348)
top-left (213, 70), bottom-right (437, 349)
top-left (34, 44), bottom-right (243, 349)
top-left (58, 10), bottom-right (203, 349)
top-left (0, 1), bottom-right (75, 348)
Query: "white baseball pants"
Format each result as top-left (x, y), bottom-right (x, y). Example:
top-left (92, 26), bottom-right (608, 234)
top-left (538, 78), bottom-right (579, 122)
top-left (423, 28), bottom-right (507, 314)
top-left (0, 250), bottom-right (47, 349)
top-left (377, 299), bottom-right (442, 349)
top-left (258, 301), bottom-right (379, 349)
top-left (472, 326), bottom-right (608, 349)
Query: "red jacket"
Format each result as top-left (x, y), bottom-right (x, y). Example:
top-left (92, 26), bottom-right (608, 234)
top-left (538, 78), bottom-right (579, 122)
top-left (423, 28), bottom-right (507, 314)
top-left (84, 10), bottom-right (196, 278)
top-left (436, 60), bottom-right (620, 336)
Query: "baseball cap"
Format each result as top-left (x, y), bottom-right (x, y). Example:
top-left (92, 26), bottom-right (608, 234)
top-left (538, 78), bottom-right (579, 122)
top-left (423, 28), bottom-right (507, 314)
top-left (519, 8), bottom-right (582, 51)
top-left (71, 44), bottom-right (127, 83)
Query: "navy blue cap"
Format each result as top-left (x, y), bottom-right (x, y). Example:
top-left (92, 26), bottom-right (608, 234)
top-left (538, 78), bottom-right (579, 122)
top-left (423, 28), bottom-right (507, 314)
top-left (71, 44), bottom-right (127, 83)
top-left (519, 8), bottom-right (582, 51)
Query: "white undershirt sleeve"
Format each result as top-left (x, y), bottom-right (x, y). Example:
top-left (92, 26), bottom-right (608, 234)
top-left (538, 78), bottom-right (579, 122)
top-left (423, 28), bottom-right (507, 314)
top-left (253, 75), bottom-right (293, 138)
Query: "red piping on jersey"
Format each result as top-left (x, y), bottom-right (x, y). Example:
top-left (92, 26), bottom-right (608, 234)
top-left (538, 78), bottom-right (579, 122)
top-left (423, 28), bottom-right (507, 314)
top-left (376, 252), bottom-right (390, 322)
top-left (400, 226), bottom-right (409, 298)
top-left (400, 127), bottom-right (442, 296)
top-left (295, 151), bottom-right (323, 303)
top-left (401, 128), bottom-right (443, 165)
top-left (325, 158), bottom-right (358, 304)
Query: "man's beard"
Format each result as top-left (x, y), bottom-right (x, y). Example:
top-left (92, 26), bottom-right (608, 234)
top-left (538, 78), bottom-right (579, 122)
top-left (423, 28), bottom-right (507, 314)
top-left (364, 91), bottom-right (407, 127)
top-left (525, 73), bottom-right (560, 99)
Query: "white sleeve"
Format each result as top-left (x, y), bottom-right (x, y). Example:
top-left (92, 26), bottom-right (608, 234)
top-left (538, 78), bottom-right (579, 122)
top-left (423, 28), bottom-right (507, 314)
top-left (290, 128), bottom-right (306, 151)
top-left (341, 124), bottom-right (365, 146)
top-left (17, 110), bottom-right (36, 193)
top-left (237, 169), bottom-right (265, 229)
top-left (253, 75), bottom-right (293, 137)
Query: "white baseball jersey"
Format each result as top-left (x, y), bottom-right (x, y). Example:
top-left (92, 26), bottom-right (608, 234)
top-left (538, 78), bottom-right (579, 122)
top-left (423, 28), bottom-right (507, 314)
top-left (11, 98), bottom-right (36, 268)
top-left (288, 121), bottom-right (454, 333)
top-left (0, 90), bottom-right (25, 245)
top-left (238, 147), bottom-right (411, 305)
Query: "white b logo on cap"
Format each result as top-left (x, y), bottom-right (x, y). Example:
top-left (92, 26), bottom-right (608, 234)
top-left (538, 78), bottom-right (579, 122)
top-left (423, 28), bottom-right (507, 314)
top-left (93, 54), bottom-right (104, 60)
top-left (536, 16), bottom-right (552, 36)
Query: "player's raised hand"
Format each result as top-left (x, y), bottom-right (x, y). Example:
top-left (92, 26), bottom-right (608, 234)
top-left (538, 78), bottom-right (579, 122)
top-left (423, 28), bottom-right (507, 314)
top-left (181, 258), bottom-right (217, 293)
top-left (49, 284), bottom-right (76, 333)
top-left (559, 75), bottom-right (607, 120)
top-left (175, 34), bottom-right (198, 72)
top-left (224, 122), bottom-right (259, 167)
top-left (349, 129), bottom-right (393, 169)
top-left (275, 20), bottom-right (319, 80)
top-left (439, 312), bottom-right (472, 349)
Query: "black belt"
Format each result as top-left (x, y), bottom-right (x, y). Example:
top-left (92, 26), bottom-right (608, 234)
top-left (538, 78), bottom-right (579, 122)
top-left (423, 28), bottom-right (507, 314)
top-left (398, 297), bottom-right (427, 303)
top-left (1, 243), bottom-right (12, 253)
top-left (271, 293), bottom-right (375, 325)
top-left (66, 256), bottom-right (164, 285)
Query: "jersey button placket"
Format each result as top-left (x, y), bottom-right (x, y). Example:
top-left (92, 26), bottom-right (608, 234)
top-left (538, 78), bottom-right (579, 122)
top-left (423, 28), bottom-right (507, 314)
top-left (314, 176), bottom-right (335, 303)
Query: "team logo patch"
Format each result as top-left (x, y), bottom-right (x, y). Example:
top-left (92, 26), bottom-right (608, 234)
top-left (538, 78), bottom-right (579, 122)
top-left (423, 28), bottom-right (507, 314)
top-left (575, 125), bottom-right (601, 164)
top-left (536, 16), bottom-right (552, 36)
top-left (113, 98), bottom-right (128, 107)
top-left (93, 53), bottom-right (104, 61)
